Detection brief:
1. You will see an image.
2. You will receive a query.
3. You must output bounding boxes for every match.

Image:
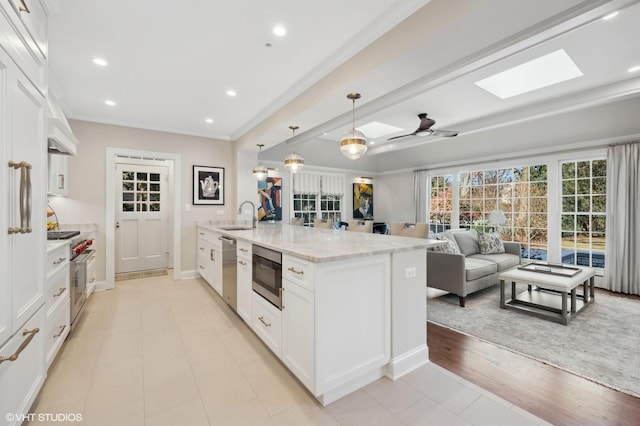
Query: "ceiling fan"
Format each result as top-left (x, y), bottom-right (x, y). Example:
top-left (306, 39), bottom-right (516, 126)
top-left (387, 113), bottom-right (458, 141)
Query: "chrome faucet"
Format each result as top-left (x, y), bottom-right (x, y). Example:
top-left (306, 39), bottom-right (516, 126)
top-left (237, 200), bottom-right (257, 228)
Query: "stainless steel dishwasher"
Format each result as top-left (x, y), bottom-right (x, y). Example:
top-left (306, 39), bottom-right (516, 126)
top-left (219, 236), bottom-right (237, 311)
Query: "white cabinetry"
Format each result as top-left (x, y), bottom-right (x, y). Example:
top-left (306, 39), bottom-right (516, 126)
top-left (47, 154), bottom-right (68, 196)
top-left (282, 277), bottom-right (315, 390)
top-left (236, 241), bottom-right (252, 322)
top-left (45, 243), bottom-right (70, 368)
top-left (196, 228), bottom-right (222, 296)
top-left (1, 1), bottom-right (48, 422)
top-left (251, 292), bottom-right (282, 357)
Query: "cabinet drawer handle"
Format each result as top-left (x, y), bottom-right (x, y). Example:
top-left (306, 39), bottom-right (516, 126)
top-left (199, 232), bottom-right (204, 236)
top-left (238, 260), bottom-right (247, 266)
top-left (199, 247), bottom-right (205, 251)
top-left (53, 287), bottom-right (66, 297)
top-left (19, 0), bottom-right (31, 13)
top-left (288, 266), bottom-right (304, 275)
top-left (53, 257), bottom-right (67, 265)
top-left (199, 265), bottom-right (205, 270)
top-left (0, 328), bottom-right (39, 364)
top-left (239, 248), bottom-right (248, 252)
top-left (53, 325), bottom-right (67, 338)
top-left (258, 316), bottom-right (271, 327)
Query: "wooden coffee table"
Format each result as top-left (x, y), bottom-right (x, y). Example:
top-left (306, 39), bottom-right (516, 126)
top-left (499, 264), bottom-right (595, 325)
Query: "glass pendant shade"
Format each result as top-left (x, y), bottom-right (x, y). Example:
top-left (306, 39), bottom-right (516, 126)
top-left (341, 93), bottom-right (367, 160)
top-left (252, 163), bottom-right (267, 181)
top-left (340, 129), bottom-right (367, 160)
top-left (284, 125), bottom-right (304, 172)
top-left (284, 151), bottom-right (304, 172)
top-left (253, 143), bottom-right (267, 180)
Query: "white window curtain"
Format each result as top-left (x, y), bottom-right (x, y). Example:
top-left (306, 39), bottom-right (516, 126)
top-left (321, 175), bottom-right (345, 196)
top-left (604, 141), bottom-right (640, 295)
top-left (413, 170), bottom-right (429, 223)
top-left (293, 173), bottom-right (320, 195)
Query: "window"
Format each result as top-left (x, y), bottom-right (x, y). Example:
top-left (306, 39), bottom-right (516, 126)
top-left (122, 170), bottom-right (161, 212)
top-left (560, 159), bottom-right (606, 268)
top-left (458, 165), bottom-right (548, 261)
top-left (292, 173), bottom-right (344, 226)
top-left (429, 175), bottom-right (453, 233)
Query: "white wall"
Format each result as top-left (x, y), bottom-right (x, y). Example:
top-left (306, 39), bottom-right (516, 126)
top-left (374, 171), bottom-right (415, 223)
top-left (50, 120), bottom-right (235, 282)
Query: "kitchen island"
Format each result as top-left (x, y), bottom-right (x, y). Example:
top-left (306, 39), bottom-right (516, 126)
top-left (196, 222), bottom-right (443, 405)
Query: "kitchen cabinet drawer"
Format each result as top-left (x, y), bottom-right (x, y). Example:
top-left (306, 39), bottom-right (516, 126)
top-left (252, 293), bottom-right (282, 358)
top-left (283, 255), bottom-right (315, 292)
top-left (45, 262), bottom-right (69, 316)
top-left (0, 306), bottom-right (45, 425)
top-left (197, 228), bottom-right (221, 246)
top-left (237, 240), bottom-right (251, 259)
top-left (46, 243), bottom-right (69, 278)
top-left (45, 298), bottom-right (70, 368)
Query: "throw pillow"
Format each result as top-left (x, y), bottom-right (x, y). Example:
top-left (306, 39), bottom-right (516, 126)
top-left (433, 235), bottom-right (461, 254)
top-left (452, 229), bottom-right (480, 255)
top-left (477, 231), bottom-right (505, 254)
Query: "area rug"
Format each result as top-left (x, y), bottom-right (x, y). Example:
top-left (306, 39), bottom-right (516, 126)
top-left (427, 285), bottom-right (640, 398)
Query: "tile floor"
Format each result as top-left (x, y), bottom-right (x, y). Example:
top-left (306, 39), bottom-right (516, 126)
top-left (29, 275), bottom-right (551, 425)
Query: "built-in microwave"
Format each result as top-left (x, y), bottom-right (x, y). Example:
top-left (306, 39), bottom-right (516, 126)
top-left (252, 244), bottom-right (283, 310)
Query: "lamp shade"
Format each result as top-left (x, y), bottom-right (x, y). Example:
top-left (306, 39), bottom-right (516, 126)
top-left (284, 151), bottom-right (304, 172)
top-left (488, 210), bottom-right (507, 225)
top-left (340, 129), bottom-right (367, 160)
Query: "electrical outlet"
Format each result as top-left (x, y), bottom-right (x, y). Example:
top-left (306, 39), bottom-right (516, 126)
top-left (405, 267), bottom-right (416, 279)
top-left (217, 210), bottom-right (224, 215)
top-left (184, 204), bottom-right (191, 212)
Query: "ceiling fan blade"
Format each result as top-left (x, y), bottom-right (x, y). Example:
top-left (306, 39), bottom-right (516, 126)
top-left (430, 129), bottom-right (458, 137)
top-left (386, 133), bottom-right (416, 141)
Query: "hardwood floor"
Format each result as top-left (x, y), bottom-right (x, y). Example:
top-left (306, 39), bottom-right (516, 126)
top-left (428, 319), bottom-right (640, 426)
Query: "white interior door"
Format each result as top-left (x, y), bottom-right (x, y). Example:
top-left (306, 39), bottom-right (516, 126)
top-left (115, 161), bottom-right (169, 273)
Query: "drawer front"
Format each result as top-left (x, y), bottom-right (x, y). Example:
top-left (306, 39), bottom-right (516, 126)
top-left (45, 299), bottom-right (70, 368)
top-left (46, 244), bottom-right (69, 277)
top-left (237, 240), bottom-right (252, 259)
top-left (283, 255), bottom-right (315, 292)
top-left (0, 306), bottom-right (45, 424)
top-left (251, 294), bottom-right (282, 358)
top-left (197, 228), bottom-right (221, 246)
top-left (46, 264), bottom-right (69, 315)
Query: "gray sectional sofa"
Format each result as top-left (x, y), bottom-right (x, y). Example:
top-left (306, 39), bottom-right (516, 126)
top-left (427, 229), bottom-right (521, 307)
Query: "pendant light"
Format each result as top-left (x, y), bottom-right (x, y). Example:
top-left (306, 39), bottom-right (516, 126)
top-left (340, 93), bottom-right (367, 160)
top-left (252, 144), bottom-right (267, 181)
top-left (284, 125), bottom-right (304, 173)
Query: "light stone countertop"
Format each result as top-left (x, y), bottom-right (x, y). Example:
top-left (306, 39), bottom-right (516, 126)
top-left (198, 223), bottom-right (444, 263)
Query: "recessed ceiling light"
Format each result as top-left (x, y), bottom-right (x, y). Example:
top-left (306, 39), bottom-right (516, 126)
top-left (474, 49), bottom-right (583, 99)
top-left (273, 25), bottom-right (286, 37)
top-left (226, 89), bottom-right (237, 97)
top-left (92, 57), bottom-right (108, 66)
top-left (602, 11), bottom-right (619, 20)
top-left (628, 65), bottom-right (640, 73)
top-left (356, 121), bottom-right (403, 139)
top-left (105, 100), bottom-right (116, 106)
top-left (205, 118), bottom-right (214, 123)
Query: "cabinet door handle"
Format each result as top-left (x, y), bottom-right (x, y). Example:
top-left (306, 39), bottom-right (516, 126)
top-left (53, 325), bottom-right (67, 338)
top-left (0, 328), bottom-right (39, 364)
top-left (19, 0), bottom-right (30, 13)
top-left (58, 174), bottom-right (65, 190)
top-left (210, 249), bottom-right (215, 261)
top-left (53, 287), bottom-right (66, 297)
top-left (53, 257), bottom-right (67, 265)
top-left (258, 316), bottom-right (271, 327)
top-left (288, 266), bottom-right (304, 275)
top-left (238, 260), bottom-right (247, 266)
top-left (8, 161), bottom-right (32, 234)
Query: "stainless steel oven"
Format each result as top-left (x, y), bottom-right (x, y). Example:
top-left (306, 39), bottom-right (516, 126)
top-left (69, 237), bottom-right (93, 330)
top-left (252, 244), bottom-right (282, 310)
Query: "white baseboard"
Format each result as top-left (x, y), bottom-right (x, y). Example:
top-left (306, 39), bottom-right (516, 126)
top-left (386, 344), bottom-right (429, 380)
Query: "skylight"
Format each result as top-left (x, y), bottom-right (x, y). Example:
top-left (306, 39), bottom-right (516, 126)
top-left (356, 121), bottom-right (403, 139)
top-left (474, 49), bottom-right (583, 99)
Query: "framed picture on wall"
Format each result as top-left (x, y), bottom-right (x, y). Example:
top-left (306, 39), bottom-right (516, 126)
top-left (193, 165), bottom-right (224, 205)
top-left (353, 183), bottom-right (373, 219)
